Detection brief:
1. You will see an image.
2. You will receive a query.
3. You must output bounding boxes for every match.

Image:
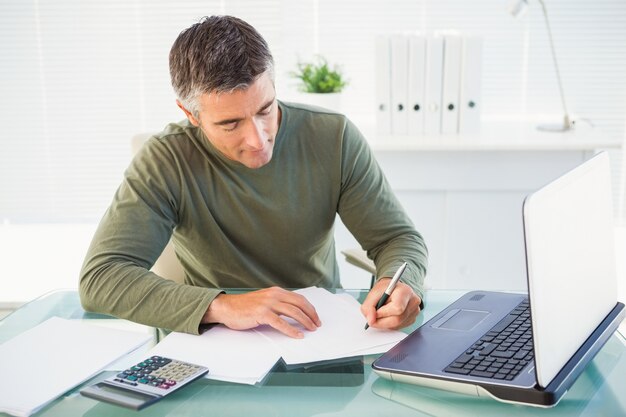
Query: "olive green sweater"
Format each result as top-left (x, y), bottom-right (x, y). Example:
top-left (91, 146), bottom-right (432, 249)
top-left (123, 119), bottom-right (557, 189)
top-left (79, 101), bottom-right (428, 334)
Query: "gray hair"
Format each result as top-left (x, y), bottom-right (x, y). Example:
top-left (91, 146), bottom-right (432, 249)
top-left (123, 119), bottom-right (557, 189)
top-left (169, 15), bottom-right (275, 117)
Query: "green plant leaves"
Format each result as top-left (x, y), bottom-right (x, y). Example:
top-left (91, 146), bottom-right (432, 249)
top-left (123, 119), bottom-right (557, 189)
top-left (291, 56), bottom-right (348, 93)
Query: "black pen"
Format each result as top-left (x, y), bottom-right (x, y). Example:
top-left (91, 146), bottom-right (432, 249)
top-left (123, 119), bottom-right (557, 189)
top-left (364, 262), bottom-right (408, 330)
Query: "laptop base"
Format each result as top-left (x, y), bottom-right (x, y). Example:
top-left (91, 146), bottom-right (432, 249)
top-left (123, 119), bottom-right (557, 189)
top-left (373, 301), bottom-right (625, 407)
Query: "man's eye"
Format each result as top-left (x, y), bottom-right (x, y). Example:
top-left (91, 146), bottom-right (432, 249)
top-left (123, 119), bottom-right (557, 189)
top-left (259, 103), bottom-right (274, 116)
top-left (223, 123), bottom-right (238, 131)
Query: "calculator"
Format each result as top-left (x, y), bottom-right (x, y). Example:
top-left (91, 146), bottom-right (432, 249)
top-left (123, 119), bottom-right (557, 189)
top-left (80, 356), bottom-right (209, 410)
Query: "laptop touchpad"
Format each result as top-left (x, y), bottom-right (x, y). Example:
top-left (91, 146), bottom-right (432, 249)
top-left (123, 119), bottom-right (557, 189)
top-left (431, 309), bottom-right (489, 331)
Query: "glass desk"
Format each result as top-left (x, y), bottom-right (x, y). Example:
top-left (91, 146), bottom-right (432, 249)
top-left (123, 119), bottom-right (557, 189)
top-left (1, 289), bottom-right (625, 416)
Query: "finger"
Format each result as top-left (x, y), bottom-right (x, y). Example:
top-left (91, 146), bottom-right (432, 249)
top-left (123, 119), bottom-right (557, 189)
top-left (395, 299), bottom-right (421, 328)
top-left (362, 308), bottom-right (377, 328)
top-left (280, 291), bottom-right (322, 327)
top-left (265, 313), bottom-right (304, 339)
top-left (374, 285), bottom-right (412, 319)
top-left (361, 298), bottom-right (378, 327)
top-left (260, 287), bottom-right (321, 327)
top-left (372, 306), bottom-right (415, 329)
top-left (370, 315), bottom-right (404, 330)
top-left (373, 296), bottom-right (422, 329)
top-left (372, 286), bottom-right (421, 329)
top-left (360, 279), bottom-right (390, 320)
top-left (296, 294), bottom-right (322, 327)
top-left (274, 302), bottom-right (319, 331)
top-left (360, 300), bottom-right (376, 324)
top-left (363, 279), bottom-right (399, 327)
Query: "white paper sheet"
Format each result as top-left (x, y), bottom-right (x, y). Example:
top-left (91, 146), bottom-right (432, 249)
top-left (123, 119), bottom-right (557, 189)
top-left (255, 287), bottom-right (406, 364)
top-left (146, 287), bottom-right (406, 384)
top-left (0, 316), bottom-right (152, 417)
top-left (84, 319), bottom-right (155, 371)
top-left (147, 325), bottom-right (281, 385)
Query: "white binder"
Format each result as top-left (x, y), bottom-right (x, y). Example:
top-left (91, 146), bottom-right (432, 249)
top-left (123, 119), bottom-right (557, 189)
top-left (408, 34), bottom-right (426, 135)
top-left (459, 35), bottom-right (483, 134)
top-left (390, 34), bottom-right (409, 135)
top-left (424, 35), bottom-right (444, 135)
top-left (441, 34), bottom-right (462, 134)
top-left (375, 35), bottom-right (392, 135)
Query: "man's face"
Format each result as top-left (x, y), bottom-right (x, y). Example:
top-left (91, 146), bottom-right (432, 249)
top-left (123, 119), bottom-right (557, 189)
top-left (179, 71), bottom-right (280, 169)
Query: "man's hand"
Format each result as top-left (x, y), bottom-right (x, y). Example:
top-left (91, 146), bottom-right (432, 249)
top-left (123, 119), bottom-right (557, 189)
top-left (361, 278), bottom-right (422, 330)
top-left (202, 287), bottom-right (321, 339)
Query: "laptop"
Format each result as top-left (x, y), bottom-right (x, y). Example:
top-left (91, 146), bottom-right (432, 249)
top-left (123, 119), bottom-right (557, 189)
top-left (372, 151), bottom-right (625, 407)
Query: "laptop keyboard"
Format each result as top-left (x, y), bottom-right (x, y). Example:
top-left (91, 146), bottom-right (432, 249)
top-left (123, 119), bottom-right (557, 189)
top-left (444, 299), bottom-right (534, 381)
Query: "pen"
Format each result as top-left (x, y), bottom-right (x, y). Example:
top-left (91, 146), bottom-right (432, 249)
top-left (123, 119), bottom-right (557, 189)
top-left (364, 261), bottom-right (408, 330)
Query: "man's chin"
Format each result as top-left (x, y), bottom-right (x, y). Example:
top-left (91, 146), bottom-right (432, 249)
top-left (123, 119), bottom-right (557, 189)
top-left (241, 151), bottom-right (273, 169)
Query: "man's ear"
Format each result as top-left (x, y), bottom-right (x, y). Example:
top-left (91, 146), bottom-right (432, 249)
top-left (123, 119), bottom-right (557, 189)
top-left (176, 100), bottom-right (200, 126)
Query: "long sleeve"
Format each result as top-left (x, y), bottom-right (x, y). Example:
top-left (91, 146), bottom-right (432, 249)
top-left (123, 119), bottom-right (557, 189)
top-left (79, 139), bottom-right (219, 334)
top-left (337, 120), bottom-right (428, 299)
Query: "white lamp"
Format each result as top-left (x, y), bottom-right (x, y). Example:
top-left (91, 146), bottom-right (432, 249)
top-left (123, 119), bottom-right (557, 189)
top-left (510, 0), bottom-right (573, 132)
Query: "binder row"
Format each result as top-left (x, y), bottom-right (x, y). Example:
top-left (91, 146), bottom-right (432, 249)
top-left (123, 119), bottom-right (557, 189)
top-left (375, 32), bottom-right (483, 136)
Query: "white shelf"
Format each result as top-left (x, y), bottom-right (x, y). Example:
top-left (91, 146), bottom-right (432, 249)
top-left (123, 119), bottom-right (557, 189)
top-left (359, 122), bottom-right (623, 152)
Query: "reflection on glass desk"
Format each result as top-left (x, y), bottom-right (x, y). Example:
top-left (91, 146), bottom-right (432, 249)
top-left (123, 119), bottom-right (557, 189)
top-left (1, 289), bottom-right (624, 416)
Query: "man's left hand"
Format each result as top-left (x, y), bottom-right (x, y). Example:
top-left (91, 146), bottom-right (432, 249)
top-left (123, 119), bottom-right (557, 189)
top-left (360, 278), bottom-right (422, 330)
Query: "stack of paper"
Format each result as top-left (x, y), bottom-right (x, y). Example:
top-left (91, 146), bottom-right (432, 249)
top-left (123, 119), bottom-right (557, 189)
top-left (0, 317), bottom-right (152, 417)
top-left (146, 325), bottom-right (281, 385)
top-left (148, 287), bottom-right (406, 385)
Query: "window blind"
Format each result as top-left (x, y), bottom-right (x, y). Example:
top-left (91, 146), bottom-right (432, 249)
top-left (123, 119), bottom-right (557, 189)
top-left (1, 0), bottom-right (625, 223)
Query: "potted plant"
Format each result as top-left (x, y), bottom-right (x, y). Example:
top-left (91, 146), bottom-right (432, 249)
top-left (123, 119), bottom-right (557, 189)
top-left (291, 56), bottom-right (348, 112)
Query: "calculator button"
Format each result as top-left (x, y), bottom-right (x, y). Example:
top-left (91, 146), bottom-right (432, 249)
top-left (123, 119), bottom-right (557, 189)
top-left (105, 356), bottom-right (208, 400)
top-left (115, 378), bottom-right (138, 387)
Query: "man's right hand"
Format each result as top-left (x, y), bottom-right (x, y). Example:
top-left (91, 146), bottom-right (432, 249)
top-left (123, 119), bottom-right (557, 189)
top-left (201, 287), bottom-right (322, 338)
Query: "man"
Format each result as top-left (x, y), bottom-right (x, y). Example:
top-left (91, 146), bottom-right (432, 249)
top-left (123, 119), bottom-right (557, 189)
top-left (79, 15), bottom-right (428, 338)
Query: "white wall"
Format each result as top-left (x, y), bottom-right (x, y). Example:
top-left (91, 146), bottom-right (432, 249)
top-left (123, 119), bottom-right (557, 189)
top-left (0, 0), bottom-right (625, 302)
top-left (0, 224), bottom-right (95, 304)
top-left (1, 0), bottom-right (626, 224)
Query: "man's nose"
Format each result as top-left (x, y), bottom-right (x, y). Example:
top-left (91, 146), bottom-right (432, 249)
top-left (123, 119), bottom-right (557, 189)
top-left (244, 119), bottom-right (265, 149)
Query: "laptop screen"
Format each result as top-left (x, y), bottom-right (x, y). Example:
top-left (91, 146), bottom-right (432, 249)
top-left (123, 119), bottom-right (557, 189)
top-left (523, 152), bottom-right (617, 387)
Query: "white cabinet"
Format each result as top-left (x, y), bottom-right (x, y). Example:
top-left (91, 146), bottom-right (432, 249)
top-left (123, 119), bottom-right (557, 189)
top-left (336, 125), bottom-right (621, 291)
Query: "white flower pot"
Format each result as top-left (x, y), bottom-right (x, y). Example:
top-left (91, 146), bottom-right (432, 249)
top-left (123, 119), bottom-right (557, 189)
top-left (296, 92), bottom-right (343, 113)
